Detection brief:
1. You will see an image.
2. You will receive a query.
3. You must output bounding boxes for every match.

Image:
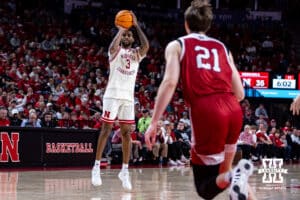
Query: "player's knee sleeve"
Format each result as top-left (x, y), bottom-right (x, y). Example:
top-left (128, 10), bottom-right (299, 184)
top-left (192, 164), bottom-right (225, 199)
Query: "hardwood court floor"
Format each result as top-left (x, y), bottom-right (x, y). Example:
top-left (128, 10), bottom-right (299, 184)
top-left (0, 164), bottom-right (299, 200)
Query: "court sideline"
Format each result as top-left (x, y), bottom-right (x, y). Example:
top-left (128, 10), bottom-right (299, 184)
top-left (0, 164), bottom-right (299, 200)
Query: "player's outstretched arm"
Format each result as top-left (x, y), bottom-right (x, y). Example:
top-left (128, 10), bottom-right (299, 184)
top-left (130, 11), bottom-right (149, 57)
top-left (144, 40), bottom-right (180, 150)
top-left (108, 27), bottom-right (126, 57)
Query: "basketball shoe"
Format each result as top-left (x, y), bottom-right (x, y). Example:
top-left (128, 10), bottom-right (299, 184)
top-left (118, 170), bottom-right (132, 190)
top-left (91, 166), bottom-right (102, 186)
top-left (229, 159), bottom-right (254, 200)
top-left (176, 160), bottom-right (185, 166)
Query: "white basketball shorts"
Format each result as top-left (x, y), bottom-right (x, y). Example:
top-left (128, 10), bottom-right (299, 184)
top-left (101, 98), bottom-right (135, 124)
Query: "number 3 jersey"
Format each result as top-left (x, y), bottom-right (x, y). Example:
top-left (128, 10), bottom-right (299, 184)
top-left (178, 33), bottom-right (233, 105)
top-left (104, 47), bottom-right (144, 102)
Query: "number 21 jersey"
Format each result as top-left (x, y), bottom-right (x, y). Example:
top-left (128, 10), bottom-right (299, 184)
top-left (178, 33), bottom-right (233, 105)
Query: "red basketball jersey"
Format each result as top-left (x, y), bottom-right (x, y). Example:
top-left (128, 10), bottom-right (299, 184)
top-left (178, 33), bottom-right (233, 105)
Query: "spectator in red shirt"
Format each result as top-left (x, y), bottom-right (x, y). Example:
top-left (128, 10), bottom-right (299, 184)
top-left (256, 123), bottom-right (273, 159)
top-left (69, 111), bottom-right (80, 129)
top-left (56, 90), bottom-right (72, 107)
top-left (57, 111), bottom-right (70, 128)
top-left (273, 130), bottom-right (286, 159)
top-left (92, 112), bottom-right (102, 130)
top-left (138, 90), bottom-right (151, 108)
top-left (146, 58), bottom-right (159, 73)
top-left (25, 87), bottom-right (38, 105)
top-left (0, 92), bottom-right (8, 107)
top-left (268, 127), bottom-right (277, 143)
top-left (0, 107), bottom-right (10, 126)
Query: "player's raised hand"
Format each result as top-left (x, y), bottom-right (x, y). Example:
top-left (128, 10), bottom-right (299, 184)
top-left (144, 123), bottom-right (157, 151)
top-left (290, 95), bottom-right (300, 115)
top-left (130, 11), bottom-right (138, 27)
top-left (116, 25), bottom-right (127, 31)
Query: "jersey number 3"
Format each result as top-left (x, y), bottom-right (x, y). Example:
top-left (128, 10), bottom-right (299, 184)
top-left (195, 46), bottom-right (221, 72)
top-left (125, 58), bottom-right (130, 69)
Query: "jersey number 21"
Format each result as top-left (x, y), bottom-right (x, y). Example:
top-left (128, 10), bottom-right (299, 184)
top-left (195, 46), bottom-right (221, 72)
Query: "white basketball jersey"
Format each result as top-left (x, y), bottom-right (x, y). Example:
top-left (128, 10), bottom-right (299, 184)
top-left (104, 47), bottom-right (144, 102)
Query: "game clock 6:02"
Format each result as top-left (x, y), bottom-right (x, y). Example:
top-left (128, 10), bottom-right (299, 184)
top-left (272, 79), bottom-right (296, 89)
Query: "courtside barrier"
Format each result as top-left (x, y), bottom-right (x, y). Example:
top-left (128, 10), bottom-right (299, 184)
top-left (0, 127), bottom-right (99, 167)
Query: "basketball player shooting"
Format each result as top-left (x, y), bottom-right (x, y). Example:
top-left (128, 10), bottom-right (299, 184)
top-left (91, 11), bottom-right (149, 191)
top-left (144, 0), bottom-right (256, 199)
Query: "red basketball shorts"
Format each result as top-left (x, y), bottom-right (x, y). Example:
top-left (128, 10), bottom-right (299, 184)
top-left (189, 93), bottom-right (243, 165)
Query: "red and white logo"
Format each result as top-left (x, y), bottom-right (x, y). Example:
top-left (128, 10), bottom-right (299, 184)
top-left (0, 132), bottom-right (20, 162)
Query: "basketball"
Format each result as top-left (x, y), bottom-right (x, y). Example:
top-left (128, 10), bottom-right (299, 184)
top-left (114, 10), bottom-right (133, 29)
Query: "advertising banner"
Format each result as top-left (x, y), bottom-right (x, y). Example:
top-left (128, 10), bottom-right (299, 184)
top-left (0, 127), bottom-right (98, 167)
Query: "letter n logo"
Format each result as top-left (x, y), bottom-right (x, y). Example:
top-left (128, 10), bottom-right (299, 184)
top-left (0, 132), bottom-right (20, 162)
top-left (104, 111), bottom-right (111, 118)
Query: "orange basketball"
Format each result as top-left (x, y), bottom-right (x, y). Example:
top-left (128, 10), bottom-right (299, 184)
top-left (114, 10), bottom-right (133, 29)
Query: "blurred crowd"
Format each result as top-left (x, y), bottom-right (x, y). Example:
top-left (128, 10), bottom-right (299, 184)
top-left (0, 0), bottom-right (299, 164)
top-left (239, 101), bottom-right (300, 163)
top-left (238, 123), bottom-right (300, 163)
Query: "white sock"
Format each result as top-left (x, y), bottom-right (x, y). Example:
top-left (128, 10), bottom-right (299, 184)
top-left (224, 171), bottom-right (232, 183)
top-left (94, 160), bottom-right (101, 167)
top-left (121, 163), bottom-right (129, 172)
